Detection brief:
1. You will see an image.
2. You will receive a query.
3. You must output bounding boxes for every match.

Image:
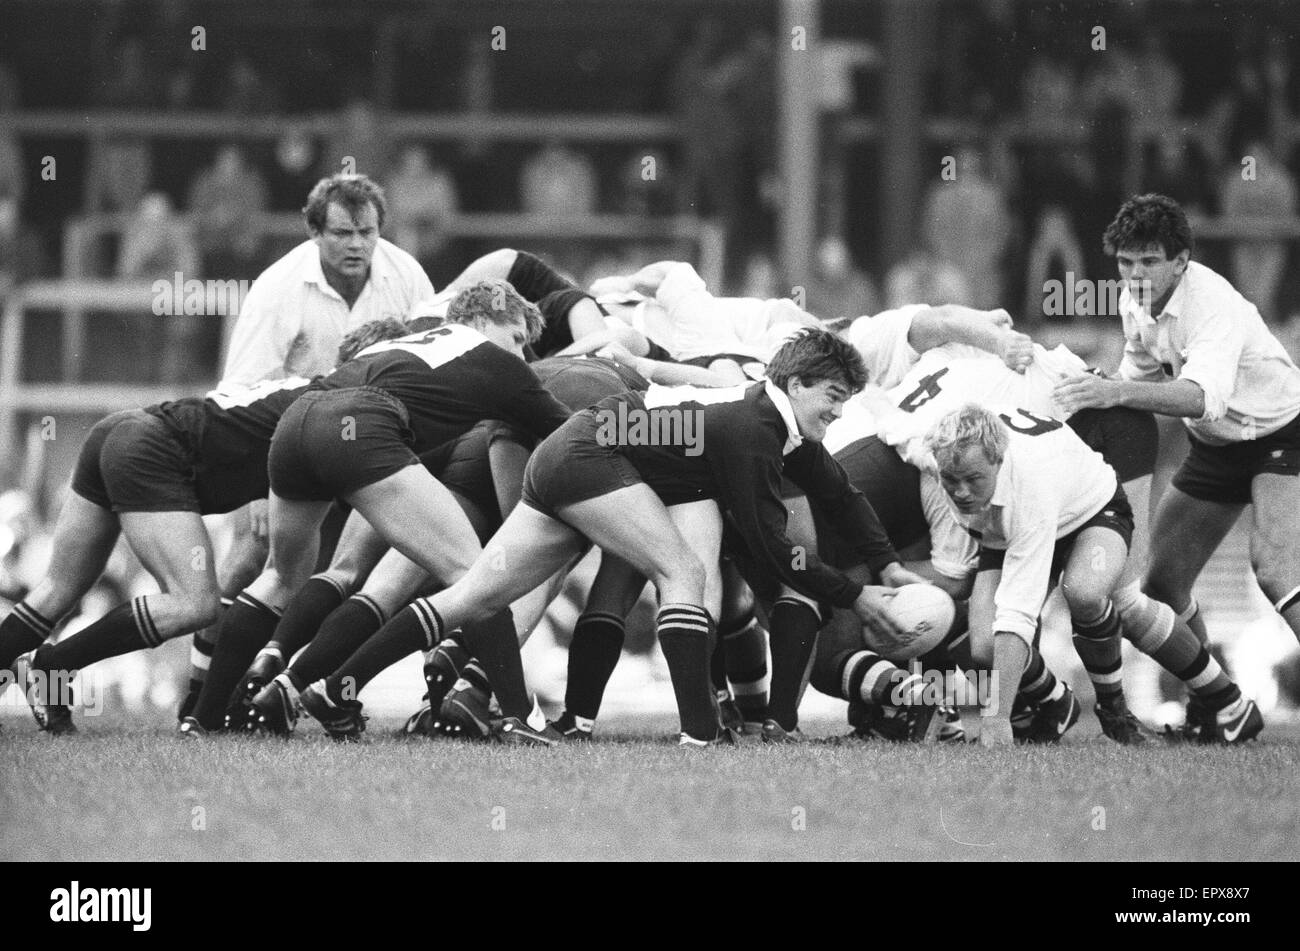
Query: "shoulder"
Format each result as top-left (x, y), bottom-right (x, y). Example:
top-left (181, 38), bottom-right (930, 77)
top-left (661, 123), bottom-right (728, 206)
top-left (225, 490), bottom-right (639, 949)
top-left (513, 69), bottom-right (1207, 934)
top-left (1184, 261), bottom-right (1258, 318)
top-left (373, 238), bottom-right (431, 284)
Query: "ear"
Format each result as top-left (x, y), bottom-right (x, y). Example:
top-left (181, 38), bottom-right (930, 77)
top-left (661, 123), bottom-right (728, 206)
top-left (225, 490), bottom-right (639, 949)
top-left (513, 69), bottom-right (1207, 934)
top-left (1174, 249), bottom-right (1190, 273)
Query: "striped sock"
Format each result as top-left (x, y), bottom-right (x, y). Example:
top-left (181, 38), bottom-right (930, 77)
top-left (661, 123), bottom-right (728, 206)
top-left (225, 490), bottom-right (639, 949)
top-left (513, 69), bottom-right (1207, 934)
top-left (1018, 648), bottom-right (1063, 705)
top-left (724, 617), bottom-right (769, 723)
top-left (271, 575), bottom-right (348, 658)
top-left (35, 597), bottom-right (163, 675)
top-left (1120, 587), bottom-right (1239, 712)
top-left (1072, 602), bottom-right (1125, 709)
top-left (839, 649), bottom-right (914, 706)
top-left (324, 598), bottom-right (433, 702)
top-left (657, 603), bottom-right (718, 741)
top-left (191, 593), bottom-right (283, 730)
top-left (285, 594), bottom-right (389, 691)
top-left (0, 601), bottom-right (57, 670)
top-left (564, 611), bottom-right (625, 721)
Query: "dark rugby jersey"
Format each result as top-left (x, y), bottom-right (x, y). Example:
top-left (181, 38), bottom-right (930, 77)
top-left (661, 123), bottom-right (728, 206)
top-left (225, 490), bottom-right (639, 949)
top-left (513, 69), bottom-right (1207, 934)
top-left (508, 251), bottom-right (606, 358)
top-left (148, 376), bottom-right (311, 514)
top-left (531, 355), bottom-right (649, 410)
top-left (316, 323), bottom-right (572, 452)
top-left (592, 381), bottom-right (898, 608)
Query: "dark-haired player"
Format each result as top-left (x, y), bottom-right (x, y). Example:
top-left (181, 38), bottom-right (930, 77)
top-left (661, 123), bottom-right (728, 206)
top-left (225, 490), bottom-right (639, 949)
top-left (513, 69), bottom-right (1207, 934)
top-left (1055, 193), bottom-right (1294, 741)
top-left (312, 329), bottom-right (912, 746)
top-left (183, 281), bottom-right (573, 733)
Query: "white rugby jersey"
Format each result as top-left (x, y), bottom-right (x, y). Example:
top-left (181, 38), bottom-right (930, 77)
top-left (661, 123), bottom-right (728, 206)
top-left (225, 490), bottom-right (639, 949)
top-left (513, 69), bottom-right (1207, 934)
top-left (942, 412), bottom-right (1118, 641)
top-left (1117, 260), bottom-right (1300, 445)
top-left (221, 238), bottom-right (433, 389)
top-left (655, 262), bottom-right (819, 363)
top-left (844, 305), bottom-right (926, 390)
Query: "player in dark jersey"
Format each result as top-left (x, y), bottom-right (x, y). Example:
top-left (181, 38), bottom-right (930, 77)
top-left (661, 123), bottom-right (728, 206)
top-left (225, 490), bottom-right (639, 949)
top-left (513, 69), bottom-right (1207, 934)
top-left (312, 329), bottom-right (914, 746)
top-left (184, 280), bottom-right (575, 732)
top-left (231, 354), bottom-right (649, 737)
top-left (6, 374), bottom-right (314, 733)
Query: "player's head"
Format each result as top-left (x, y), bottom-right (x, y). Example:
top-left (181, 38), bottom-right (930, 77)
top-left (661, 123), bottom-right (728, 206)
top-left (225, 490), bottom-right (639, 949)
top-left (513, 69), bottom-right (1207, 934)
top-left (925, 403), bottom-right (1008, 515)
top-left (767, 328), bottom-right (868, 442)
top-left (445, 279), bottom-right (543, 359)
top-left (336, 317), bottom-right (408, 365)
top-left (1102, 194), bottom-right (1192, 310)
top-left (304, 174), bottom-right (387, 282)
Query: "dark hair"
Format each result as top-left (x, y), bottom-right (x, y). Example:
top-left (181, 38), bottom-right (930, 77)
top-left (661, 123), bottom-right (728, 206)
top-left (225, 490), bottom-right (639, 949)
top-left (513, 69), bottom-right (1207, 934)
top-left (336, 317), bottom-right (407, 365)
top-left (1102, 193), bottom-right (1193, 259)
top-left (446, 279), bottom-right (545, 344)
top-left (303, 173), bottom-right (388, 233)
top-left (766, 328), bottom-right (867, 393)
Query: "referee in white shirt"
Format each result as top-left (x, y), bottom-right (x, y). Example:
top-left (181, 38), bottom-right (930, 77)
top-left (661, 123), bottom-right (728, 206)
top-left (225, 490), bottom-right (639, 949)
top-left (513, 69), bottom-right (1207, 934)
top-left (178, 173), bottom-right (433, 721)
top-left (1055, 194), bottom-right (1300, 739)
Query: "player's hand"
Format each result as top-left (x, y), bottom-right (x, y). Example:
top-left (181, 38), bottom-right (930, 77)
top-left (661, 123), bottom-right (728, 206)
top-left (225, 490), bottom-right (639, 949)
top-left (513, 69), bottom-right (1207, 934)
top-left (978, 713), bottom-right (1015, 748)
top-left (998, 329), bottom-right (1035, 374)
top-left (852, 585), bottom-right (904, 639)
top-left (248, 497), bottom-right (270, 542)
top-left (987, 308), bottom-right (1014, 329)
top-left (1053, 371), bottom-right (1118, 414)
top-left (879, 562), bottom-right (929, 589)
top-left (595, 341), bottom-right (637, 364)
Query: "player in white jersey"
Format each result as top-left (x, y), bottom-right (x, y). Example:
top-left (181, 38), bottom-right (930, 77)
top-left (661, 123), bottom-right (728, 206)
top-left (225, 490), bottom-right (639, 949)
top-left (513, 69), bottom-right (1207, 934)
top-left (1055, 194), bottom-right (1300, 741)
top-left (828, 338), bottom-right (1259, 742)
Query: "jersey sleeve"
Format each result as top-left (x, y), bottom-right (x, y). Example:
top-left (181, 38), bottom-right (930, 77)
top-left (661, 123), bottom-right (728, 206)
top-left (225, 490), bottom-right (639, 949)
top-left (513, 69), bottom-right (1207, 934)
top-left (991, 485), bottom-right (1058, 643)
top-left (919, 469), bottom-right (978, 580)
top-left (488, 351), bottom-right (575, 440)
top-left (782, 441), bottom-right (900, 576)
top-left (845, 306), bottom-right (924, 390)
top-left (1116, 312), bottom-right (1168, 385)
top-left (220, 278), bottom-right (295, 389)
top-left (507, 251), bottom-right (575, 302)
top-left (1176, 308), bottom-right (1248, 424)
top-left (709, 421), bottom-right (868, 609)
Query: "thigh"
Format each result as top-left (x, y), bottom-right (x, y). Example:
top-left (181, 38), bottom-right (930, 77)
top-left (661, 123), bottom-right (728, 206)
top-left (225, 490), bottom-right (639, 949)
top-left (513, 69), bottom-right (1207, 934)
top-left (1119, 474), bottom-right (1152, 587)
top-left (253, 493), bottom-right (334, 604)
top-left (325, 508), bottom-right (391, 582)
top-left (586, 551), bottom-right (650, 617)
top-left (1144, 485), bottom-right (1244, 596)
top-left (346, 465), bottom-right (485, 585)
top-left (1250, 471), bottom-right (1300, 577)
top-left (557, 483), bottom-right (700, 589)
top-left (1061, 525), bottom-right (1130, 612)
top-left (357, 547), bottom-right (431, 616)
top-left (118, 510), bottom-right (218, 598)
top-left (668, 499), bottom-right (724, 618)
top-left (27, 490), bottom-right (121, 615)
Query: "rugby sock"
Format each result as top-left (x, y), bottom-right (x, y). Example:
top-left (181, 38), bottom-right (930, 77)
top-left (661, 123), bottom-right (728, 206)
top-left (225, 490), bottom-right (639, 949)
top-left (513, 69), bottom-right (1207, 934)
top-left (33, 597), bottom-right (165, 673)
top-left (0, 601), bottom-right (56, 670)
top-left (724, 616), bottom-right (769, 723)
top-left (1018, 648), bottom-right (1064, 705)
top-left (709, 629), bottom-right (730, 694)
top-left (322, 598), bottom-right (434, 701)
top-left (564, 611), bottom-right (625, 721)
top-left (657, 603), bottom-right (719, 741)
top-left (192, 593), bottom-right (282, 730)
top-left (767, 597), bottom-right (821, 731)
top-left (1071, 602), bottom-right (1125, 709)
top-left (270, 575), bottom-right (348, 659)
top-left (1175, 598), bottom-right (1208, 646)
top-left (457, 609), bottom-right (532, 721)
top-left (178, 602), bottom-right (225, 720)
top-left (1273, 584), bottom-right (1300, 645)
top-left (1117, 583), bottom-right (1238, 711)
top-left (285, 595), bottom-right (388, 692)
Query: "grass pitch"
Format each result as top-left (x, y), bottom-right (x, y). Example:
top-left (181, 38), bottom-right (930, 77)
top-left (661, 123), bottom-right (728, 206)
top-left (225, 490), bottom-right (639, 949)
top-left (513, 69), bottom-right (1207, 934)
top-left (2, 711), bottom-right (1296, 862)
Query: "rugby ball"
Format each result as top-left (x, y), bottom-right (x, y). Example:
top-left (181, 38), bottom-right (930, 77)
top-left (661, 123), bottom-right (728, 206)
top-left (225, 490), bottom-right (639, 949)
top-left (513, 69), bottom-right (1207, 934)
top-left (863, 584), bottom-right (955, 661)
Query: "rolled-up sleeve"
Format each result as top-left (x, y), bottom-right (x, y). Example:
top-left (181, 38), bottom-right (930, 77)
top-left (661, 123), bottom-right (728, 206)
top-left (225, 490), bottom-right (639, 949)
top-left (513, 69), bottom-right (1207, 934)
top-left (1177, 310), bottom-right (1245, 424)
top-left (991, 495), bottom-right (1057, 644)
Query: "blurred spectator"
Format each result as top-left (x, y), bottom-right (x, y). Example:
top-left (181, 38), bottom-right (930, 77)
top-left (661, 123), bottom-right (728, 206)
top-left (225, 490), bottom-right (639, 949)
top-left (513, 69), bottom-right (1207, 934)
top-left (97, 36), bottom-right (159, 109)
top-left (0, 57), bottom-right (20, 111)
top-left (0, 193), bottom-right (51, 296)
top-left (801, 236), bottom-right (879, 321)
top-left (1141, 136), bottom-right (1215, 217)
top-left (187, 145), bottom-right (271, 282)
top-left (0, 129), bottom-right (23, 210)
top-left (322, 96), bottom-right (390, 183)
top-left (386, 144), bottom-right (459, 269)
top-left (90, 136), bottom-right (152, 214)
top-left (220, 57), bottom-right (284, 116)
top-left (739, 251), bottom-right (780, 299)
top-left (117, 192), bottom-right (199, 280)
top-left (614, 147), bottom-right (674, 216)
top-left (1220, 138), bottom-right (1297, 322)
top-left (520, 139), bottom-right (599, 214)
top-left (671, 21), bottom-right (743, 217)
top-left (885, 245), bottom-right (970, 310)
top-left (1021, 51), bottom-right (1078, 127)
top-left (1022, 206), bottom-right (1086, 322)
top-left (922, 146), bottom-right (1010, 309)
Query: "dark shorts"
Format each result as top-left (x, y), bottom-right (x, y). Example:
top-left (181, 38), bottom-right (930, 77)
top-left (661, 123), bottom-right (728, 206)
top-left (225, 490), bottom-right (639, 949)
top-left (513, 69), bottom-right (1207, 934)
top-left (977, 485), bottom-right (1134, 584)
top-left (71, 409), bottom-right (200, 513)
top-left (833, 435), bottom-right (928, 551)
top-left (418, 420), bottom-right (502, 531)
top-left (682, 352), bottom-right (765, 379)
top-left (1067, 406), bottom-right (1159, 483)
top-left (520, 409), bottom-right (643, 518)
top-left (269, 387), bottom-right (419, 502)
top-left (1172, 411), bottom-right (1300, 505)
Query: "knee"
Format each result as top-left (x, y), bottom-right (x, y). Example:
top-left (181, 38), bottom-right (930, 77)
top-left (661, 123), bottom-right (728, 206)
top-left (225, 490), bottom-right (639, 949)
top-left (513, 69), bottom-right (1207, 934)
top-left (173, 592), bottom-right (221, 635)
top-left (1061, 579), bottom-right (1110, 624)
top-left (658, 551), bottom-right (706, 596)
top-left (1252, 556), bottom-right (1296, 604)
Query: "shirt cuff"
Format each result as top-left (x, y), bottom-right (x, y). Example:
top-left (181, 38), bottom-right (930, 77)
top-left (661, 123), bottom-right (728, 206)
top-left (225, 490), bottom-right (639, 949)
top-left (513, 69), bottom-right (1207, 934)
top-left (1178, 370), bottom-right (1227, 422)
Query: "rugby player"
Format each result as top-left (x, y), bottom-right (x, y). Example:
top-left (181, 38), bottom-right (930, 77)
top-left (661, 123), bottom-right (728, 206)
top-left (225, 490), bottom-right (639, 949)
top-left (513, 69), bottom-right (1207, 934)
top-left (1054, 194), bottom-right (1296, 741)
top-left (186, 281), bottom-right (573, 733)
top-left (312, 329), bottom-right (911, 746)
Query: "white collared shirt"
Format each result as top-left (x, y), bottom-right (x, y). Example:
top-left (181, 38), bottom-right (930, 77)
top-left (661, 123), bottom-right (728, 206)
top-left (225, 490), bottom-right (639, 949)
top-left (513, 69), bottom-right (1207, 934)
top-left (763, 379), bottom-right (804, 455)
top-left (221, 237), bottom-right (434, 389)
top-left (942, 415), bottom-right (1117, 641)
top-left (1117, 260), bottom-right (1300, 445)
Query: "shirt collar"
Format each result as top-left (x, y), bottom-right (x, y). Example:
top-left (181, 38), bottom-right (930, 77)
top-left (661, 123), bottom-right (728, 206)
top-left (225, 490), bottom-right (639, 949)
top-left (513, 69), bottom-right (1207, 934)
top-left (1121, 268), bottom-right (1189, 327)
top-left (764, 379), bottom-right (804, 454)
top-left (303, 241), bottom-right (390, 300)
